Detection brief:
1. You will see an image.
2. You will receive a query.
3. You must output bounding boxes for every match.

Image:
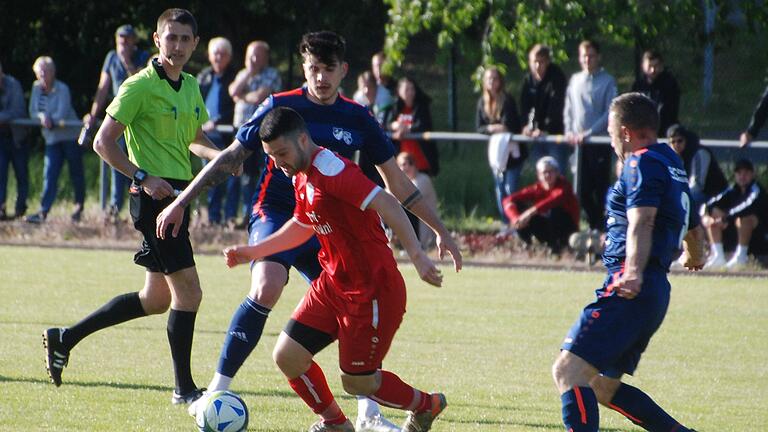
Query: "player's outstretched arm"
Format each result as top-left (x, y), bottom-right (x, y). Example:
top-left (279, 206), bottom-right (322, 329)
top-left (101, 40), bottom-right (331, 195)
top-left (375, 157), bottom-right (462, 272)
top-left (369, 189), bottom-right (443, 287)
top-left (156, 139), bottom-right (252, 239)
top-left (681, 225), bottom-right (706, 271)
top-left (223, 220), bottom-right (313, 268)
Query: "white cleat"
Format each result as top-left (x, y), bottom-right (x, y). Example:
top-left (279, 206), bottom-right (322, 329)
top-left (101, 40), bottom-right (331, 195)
top-left (705, 254), bottom-right (726, 270)
top-left (187, 391), bottom-right (209, 417)
top-left (356, 414), bottom-right (402, 432)
top-left (726, 254), bottom-right (748, 270)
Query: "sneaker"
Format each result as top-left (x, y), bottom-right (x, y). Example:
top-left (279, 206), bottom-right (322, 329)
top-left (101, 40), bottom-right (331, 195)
top-left (43, 328), bottom-right (70, 387)
top-left (71, 204), bottom-right (83, 223)
top-left (726, 254), bottom-right (748, 270)
top-left (402, 393), bottom-right (447, 432)
top-left (187, 390), bottom-right (210, 417)
top-left (307, 419), bottom-right (355, 432)
top-left (706, 254), bottom-right (726, 270)
top-left (356, 414), bottom-right (402, 432)
top-left (172, 387), bottom-right (206, 405)
top-left (26, 212), bottom-right (47, 224)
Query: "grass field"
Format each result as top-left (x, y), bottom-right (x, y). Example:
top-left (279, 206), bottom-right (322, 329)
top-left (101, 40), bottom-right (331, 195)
top-left (1, 245), bottom-right (766, 431)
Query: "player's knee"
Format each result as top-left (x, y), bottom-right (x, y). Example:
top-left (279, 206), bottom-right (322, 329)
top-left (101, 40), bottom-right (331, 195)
top-left (589, 376), bottom-right (620, 406)
top-left (139, 291), bottom-right (171, 315)
top-left (340, 374), bottom-right (378, 396)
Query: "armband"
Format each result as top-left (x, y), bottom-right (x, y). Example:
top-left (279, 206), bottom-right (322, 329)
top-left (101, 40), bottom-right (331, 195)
top-left (401, 190), bottom-right (422, 209)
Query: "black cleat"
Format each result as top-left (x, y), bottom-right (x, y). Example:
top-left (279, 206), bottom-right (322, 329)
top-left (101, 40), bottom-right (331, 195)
top-left (172, 387), bottom-right (206, 405)
top-left (43, 328), bottom-right (69, 387)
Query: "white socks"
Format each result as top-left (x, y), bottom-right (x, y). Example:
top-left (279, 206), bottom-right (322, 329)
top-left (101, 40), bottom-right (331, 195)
top-left (357, 395), bottom-right (381, 419)
top-left (208, 373), bottom-right (232, 392)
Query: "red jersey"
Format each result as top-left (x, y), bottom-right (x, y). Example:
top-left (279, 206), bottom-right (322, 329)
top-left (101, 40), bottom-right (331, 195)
top-left (503, 176), bottom-right (580, 226)
top-left (293, 148), bottom-right (400, 300)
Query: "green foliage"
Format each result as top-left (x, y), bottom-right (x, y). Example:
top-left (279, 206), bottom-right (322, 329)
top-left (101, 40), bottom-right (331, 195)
top-left (3, 245), bottom-right (767, 430)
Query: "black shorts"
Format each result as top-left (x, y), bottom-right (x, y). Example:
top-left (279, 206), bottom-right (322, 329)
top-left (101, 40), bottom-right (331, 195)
top-left (129, 178), bottom-right (194, 274)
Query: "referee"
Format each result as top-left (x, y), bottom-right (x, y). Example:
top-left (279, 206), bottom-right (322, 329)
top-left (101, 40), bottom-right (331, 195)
top-left (43, 8), bottom-right (225, 405)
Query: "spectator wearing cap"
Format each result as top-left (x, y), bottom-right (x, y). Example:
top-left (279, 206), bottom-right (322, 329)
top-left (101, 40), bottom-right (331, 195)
top-left (0, 60), bottom-right (28, 220)
top-left (666, 124), bottom-right (727, 214)
top-left (703, 159), bottom-right (768, 269)
top-left (739, 84), bottom-right (768, 147)
top-left (27, 56), bottom-right (84, 223)
top-left (632, 50), bottom-right (680, 135)
top-left (502, 156), bottom-right (580, 253)
top-left (83, 24), bottom-right (150, 219)
top-left (197, 37), bottom-right (238, 226)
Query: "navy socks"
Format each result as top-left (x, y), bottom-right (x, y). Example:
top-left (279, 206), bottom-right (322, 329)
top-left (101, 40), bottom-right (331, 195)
top-left (609, 383), bottom-right (691, 432)
top-left (216, 297), bottom-right (271, 378)
top-left (561, 386), bottom-right (599, 431)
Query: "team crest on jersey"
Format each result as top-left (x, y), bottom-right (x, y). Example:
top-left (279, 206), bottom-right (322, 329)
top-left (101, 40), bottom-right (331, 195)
top-left (306, 182), bottom-right (315, 204)
top-left (333, 127), bottom-right (353, 145)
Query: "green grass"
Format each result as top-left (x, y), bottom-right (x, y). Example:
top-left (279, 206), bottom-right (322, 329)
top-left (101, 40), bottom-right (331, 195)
top-left (1, 245), bottom-right (766, 431)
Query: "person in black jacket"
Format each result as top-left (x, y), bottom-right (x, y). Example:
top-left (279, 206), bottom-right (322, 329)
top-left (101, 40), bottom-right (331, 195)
top-left (385, 76), bottom-right (439, 176)
top-left (739, 84), bottom-right (768, 147)
top-left (520, 44), bottom-right (568, 172)
top-left (666, 124), bottom-right (727, 213)
top-left (476, 66), bottom-right (525, 224)
top-left (703, 159), bottom-right (767, 269)
top-left (631, 50), bottom-right (680, 136)
top-left (197, 37), bottom-right (238, 226)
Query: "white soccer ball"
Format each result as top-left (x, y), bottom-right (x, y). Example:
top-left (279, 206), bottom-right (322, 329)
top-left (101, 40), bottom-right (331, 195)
top-left (195, 390), bottom-right (249, 432)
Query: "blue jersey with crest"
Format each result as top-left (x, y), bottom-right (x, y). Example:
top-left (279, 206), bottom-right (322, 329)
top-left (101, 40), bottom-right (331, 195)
top-left (602, 143), bottom-right (699, 272)
top-left (236, 87), bottom-right (395, 216)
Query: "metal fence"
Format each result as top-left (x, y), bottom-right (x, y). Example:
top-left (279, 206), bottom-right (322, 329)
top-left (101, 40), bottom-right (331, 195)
top-left (9, 119), bottom-right (768, 210)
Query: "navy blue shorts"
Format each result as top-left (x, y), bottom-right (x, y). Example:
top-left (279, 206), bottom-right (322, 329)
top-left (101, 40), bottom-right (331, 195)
top-left (561, 268), bottom-right (670, 377)
top-left (248, 210), bottom-right (322, 283)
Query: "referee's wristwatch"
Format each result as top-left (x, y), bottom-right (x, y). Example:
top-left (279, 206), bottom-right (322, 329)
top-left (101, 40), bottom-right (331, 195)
top-left (132, 168), bottom-right (148, 185)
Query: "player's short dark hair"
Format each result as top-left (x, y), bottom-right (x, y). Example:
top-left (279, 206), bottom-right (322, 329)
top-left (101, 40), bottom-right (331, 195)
top-left (610, 92), bottom-right (660, 133)
top-left (259, 107), bottom-right (308, 143)
top-left (157, 8), bottom-right (198, 36)
top-left (300, 31), bottom-right (346, 65)
top-left (530, 43), bottom-right (551, 59)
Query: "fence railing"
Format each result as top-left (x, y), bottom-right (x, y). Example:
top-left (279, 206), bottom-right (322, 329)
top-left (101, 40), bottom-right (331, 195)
top-left (9, 119), bottom-right (767, 210)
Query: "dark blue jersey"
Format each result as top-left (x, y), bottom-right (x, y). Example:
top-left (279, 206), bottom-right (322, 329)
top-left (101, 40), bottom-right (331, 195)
top-left (236, 87), bottom-right (395, 215)
top-left (602, 143), bottom-right (699, 271)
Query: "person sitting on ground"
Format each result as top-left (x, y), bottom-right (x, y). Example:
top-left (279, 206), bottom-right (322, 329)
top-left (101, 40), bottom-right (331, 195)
top-left (703, 158), bottom-right (767, 270)
top-left (666, 124), bottom-right (727, 214)
top-left (502, 156), bottom-right (579, 253)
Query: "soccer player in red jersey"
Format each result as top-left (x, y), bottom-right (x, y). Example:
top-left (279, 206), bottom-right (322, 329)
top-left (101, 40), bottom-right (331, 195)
top-left (224, 107), bottom-right (447, 432)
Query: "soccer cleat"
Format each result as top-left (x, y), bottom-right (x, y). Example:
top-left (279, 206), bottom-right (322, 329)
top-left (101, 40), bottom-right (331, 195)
top-left (705, 253), bottom-right (726, 270)
top-left (725, 254), bottom-right (748, 270)
top-left (356, 414), bottom-right (402, 432)
top-left (26, 212), bottom-right (47, 224)
top-left (307, 419), bottom-right (355, 432)
top-left (187, 390), bottom-right (210, 416)
top-left (172, 387), bottom-right (206, 405)
top-left (43, 328), bottom-right (70, 387)
top-left (402, 393), bottom-right (447, 432)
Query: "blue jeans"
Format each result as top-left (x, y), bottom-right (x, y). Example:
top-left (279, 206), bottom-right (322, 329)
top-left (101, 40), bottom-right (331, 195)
top-left (40, 140), bottom-right (85, 214)
top-left (205, 133), bottom-right (241, 224)
top-left (100, 135), bottom-right (129, 211)
top-left (0, 134), bottom-right (29, 215)
top-left (494, 167), bottom-right (522, 224)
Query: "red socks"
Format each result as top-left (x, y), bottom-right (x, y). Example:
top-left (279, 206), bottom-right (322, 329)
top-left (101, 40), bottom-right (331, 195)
top-left (372, 370), bottom-right (430, 412)
top-left (288, 361), bottom-right (346, 425)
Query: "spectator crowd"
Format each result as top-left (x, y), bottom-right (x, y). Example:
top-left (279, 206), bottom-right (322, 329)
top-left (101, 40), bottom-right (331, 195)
top-left (0, 27), bottom-right (766, 269)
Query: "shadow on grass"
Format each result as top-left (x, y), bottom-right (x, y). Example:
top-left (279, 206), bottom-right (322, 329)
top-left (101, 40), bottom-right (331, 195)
top-left (0, 320), bottom-right (281, 338)
top-left (444, 417), bottom-right (632, 431)
top-left (0, 374), bottom-right (296, 399)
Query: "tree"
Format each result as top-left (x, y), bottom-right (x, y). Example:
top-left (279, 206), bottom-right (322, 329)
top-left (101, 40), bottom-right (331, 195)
top-left (382, 0), bottom-right (768, 81)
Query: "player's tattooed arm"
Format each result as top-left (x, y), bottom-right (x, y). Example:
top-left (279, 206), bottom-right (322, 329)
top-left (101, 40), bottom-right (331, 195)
top-left (177, 141), bottom-right (252, 208)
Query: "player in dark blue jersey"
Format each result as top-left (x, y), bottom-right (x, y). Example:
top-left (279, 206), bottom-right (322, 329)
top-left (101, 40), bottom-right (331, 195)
top-left (156, 31), bottom-right (462, 431)
top-left (552, 93), bottom-right (705, 432)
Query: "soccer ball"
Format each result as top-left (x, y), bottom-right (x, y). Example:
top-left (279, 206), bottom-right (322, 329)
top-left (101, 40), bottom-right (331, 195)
top-left (195, 390), bottom-right (249, 432)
